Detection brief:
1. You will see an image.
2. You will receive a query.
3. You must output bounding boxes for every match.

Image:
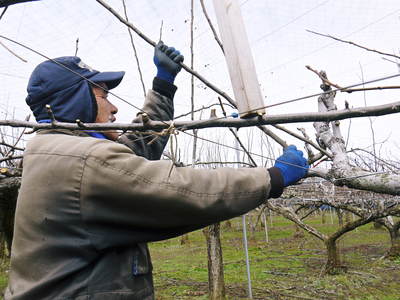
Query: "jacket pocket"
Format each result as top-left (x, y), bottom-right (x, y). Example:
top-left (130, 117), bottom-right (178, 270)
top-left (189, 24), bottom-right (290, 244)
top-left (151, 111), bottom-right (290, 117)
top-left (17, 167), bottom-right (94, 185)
top-left (132, 243), bottom-right (153, 276)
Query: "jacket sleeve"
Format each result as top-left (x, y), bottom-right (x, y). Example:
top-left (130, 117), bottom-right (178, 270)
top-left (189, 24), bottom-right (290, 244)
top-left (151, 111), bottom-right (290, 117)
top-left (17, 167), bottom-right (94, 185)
top-left (80, 141), bottom-right (282, 250)
top-left (117, 78), bottom-right (176, 160)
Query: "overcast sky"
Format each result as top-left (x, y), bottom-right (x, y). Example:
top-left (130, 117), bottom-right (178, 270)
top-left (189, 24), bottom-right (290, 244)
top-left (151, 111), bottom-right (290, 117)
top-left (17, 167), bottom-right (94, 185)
top-left (1, 0), bottom-right (399, 162)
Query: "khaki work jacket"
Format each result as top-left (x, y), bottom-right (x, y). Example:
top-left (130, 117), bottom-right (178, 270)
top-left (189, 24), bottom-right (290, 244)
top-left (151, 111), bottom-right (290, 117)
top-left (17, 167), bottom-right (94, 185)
top-left (5, 90), bottom-right (280, 299)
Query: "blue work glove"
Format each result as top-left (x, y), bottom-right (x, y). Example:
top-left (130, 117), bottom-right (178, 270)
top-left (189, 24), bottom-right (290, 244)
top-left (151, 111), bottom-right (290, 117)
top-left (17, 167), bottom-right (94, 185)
top-left (153, 41), bottom-right (184, 84)
top-left (274, 145), bottom-right (309, 187)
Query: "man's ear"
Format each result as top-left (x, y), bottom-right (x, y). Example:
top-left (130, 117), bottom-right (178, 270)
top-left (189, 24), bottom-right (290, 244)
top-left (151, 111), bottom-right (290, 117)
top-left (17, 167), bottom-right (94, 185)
top-left (88, 82), bottom-right (98, 123)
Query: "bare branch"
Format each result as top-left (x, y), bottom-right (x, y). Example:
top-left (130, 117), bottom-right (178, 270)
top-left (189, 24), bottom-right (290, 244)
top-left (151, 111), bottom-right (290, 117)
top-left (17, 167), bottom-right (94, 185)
top-left (0, 40), bottom-right (27, 62)
top-left (306, 65), bottom-right (343, 90)
top-left (266, 201), bottom-right (327, 241)
top-left (217, 97), bottom-right (257, 166)
top-left (95, 0), bottom-right (237, 107)
top-left (121, 0), bottom-right (146, 98)
top-left (1, 100), bottom-right (400, 132)
top-left (307, 29), bottom-right (400, 60)
top-left (273, 124), bottom-right (331, 160)
top-left (174, 102), bottom-right (235, 120)
top-left (74, 38), bottom-right (79, 56)
top-left (0, 141), bottom-right (24, 152)
top-left (199, 0), bottom-right (224, 53)
top-left (257, 125), bottom-right (287, 149)
top-left (0, 6), bottom-right (8, 20)
top-left (0, 155), bottom-right (23, 163)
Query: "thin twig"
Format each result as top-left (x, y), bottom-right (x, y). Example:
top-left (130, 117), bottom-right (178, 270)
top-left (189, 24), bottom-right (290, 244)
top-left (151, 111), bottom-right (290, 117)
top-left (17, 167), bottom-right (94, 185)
top-left (187, 161), bottom-right (254, 167)
top-left (218, 97), bottom-right (257, 166)
top-left (5, 114), bottom-right (30, 157)
top-left (46, 105), bottom-right (56, 125)
top-left (121, 0), bottom-right (146, 98)
top-left (306, 65), bottom-right (343, 90)
top-left (199, 0), bottom-right (224, 53)
top-left (257, 125), bottom-right (287, 148)
top-left (174, 102), bottom-right (235, 120)
top-left (159, 20), bottom-right (163, 42)
top-left (273, 124), bottom-right (332, 159)
top-left (74, 38), bottom-right (79, 56)
top-left (0, 6), bottom-right (8, 20)
top-left (307, 29), bottom-right (400, 60)
top-left (0, 40), bottom-right (27, 62)
top-left (95, 0), bottom-right (237, 107)
top-left (0, 142), bottom-right (24, 152)
top-left (0, 155), bottom-right (23, 163)
top-left (345, 85), bottom-right (400, 93)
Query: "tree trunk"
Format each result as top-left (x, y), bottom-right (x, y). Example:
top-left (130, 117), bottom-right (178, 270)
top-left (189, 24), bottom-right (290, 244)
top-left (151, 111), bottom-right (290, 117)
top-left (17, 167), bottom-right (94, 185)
top-left (203, 223), bottom-right (226, 300)
top-left (321, 209), bottom-right (326, 224)
top-left (324, 238), bottom-right (346, 275)
top-left (248, 214), bottom-right (257, 242)
top-left (223, 220), bottom-right (232, 230)
top-left (336, 208), bottom-right (344, 226)
top-left (0, 177), bottom-right (20, 260)
top-left (373, 221), bottom-right (384, 229)
top-left (345, 211), bottom-right (351, 224)
top-left (180, 234), bottom-right (189, 245)
top-left (386, 228), bottom-right (400, 259)
top-left (293, 224), bottom-right (305, 238)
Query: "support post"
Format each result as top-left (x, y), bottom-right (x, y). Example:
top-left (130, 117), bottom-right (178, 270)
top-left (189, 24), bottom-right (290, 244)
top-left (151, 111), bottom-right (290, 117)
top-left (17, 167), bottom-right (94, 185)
top-left (212, 0), bottom-right (265, 117)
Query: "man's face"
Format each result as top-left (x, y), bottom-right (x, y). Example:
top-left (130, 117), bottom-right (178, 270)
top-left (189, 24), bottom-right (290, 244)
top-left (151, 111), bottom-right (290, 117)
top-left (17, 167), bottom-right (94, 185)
top-left (92, 83), bottom-right (119, 141)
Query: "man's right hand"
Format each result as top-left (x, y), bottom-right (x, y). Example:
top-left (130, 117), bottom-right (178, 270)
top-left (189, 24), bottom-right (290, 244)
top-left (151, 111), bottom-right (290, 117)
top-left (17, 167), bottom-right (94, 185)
top-left (274, 145), bottom-right (309, 187)
top-left (153, 41), bottom-right (184, 84)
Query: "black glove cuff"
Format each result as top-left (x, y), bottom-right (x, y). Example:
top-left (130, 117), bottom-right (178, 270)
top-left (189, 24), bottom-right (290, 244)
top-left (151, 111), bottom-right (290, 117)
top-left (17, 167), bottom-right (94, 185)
top-left (267, 167), bottom-right (284, 198)
top-left (153, 77), bottom-right (177, 99)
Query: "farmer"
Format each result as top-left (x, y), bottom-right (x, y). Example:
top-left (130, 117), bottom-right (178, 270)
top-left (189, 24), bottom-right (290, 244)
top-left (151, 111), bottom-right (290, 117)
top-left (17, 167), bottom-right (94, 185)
top-left (5, 42), bottom-right (309, 299)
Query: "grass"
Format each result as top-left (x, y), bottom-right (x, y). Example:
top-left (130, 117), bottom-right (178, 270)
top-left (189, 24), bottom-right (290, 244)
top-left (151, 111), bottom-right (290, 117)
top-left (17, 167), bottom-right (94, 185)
top-left (150, 214), bottom-right (400, 299)
top-left (1, 214), bottom-right (399, 299)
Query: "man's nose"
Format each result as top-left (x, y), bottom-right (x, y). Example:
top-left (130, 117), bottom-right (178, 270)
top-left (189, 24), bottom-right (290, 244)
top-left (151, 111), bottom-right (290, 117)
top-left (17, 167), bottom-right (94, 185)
top-left (110, 102), bottom-right (118, 115)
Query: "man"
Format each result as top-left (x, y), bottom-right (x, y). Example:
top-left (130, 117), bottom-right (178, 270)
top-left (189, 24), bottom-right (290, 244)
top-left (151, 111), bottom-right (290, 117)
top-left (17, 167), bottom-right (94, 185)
top-left (5, 42), bottom-right (308, 299)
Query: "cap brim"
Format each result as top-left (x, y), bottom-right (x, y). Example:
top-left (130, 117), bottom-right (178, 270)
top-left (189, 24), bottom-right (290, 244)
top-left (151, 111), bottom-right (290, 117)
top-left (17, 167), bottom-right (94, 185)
top-left (90, 71), bottom-right (125, 90)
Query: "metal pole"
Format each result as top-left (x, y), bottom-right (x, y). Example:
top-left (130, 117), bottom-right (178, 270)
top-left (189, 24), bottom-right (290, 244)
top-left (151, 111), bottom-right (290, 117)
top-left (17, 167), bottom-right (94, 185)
top-left (262, 211), bottom-right (269, 243)
top-left (235, 129), bottom-right (253, 298)
top-left (241, 214), bottom-right (253, 299)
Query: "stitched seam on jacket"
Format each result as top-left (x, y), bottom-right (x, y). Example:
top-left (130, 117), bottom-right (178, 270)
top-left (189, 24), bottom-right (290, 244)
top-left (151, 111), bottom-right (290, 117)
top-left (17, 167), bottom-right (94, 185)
top-left (23, 151), bottom-right (88, 159)
top-left (88, 156), bottom-right (264, 199)
top-left (76, 153), bottom-right (96, 298)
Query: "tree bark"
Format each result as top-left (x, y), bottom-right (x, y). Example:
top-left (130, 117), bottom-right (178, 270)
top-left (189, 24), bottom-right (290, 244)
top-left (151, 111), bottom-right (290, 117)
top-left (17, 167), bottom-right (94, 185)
top-left (321, 209), bottom-right (326, 224)
top-left (0, 177), bottom-right (20, 259)
top-left (324, 238), bottom-right (346, 275)
top-left (293, 224), bottom-right (305, 238)
top-left (386, 227), bottom-right (400, 259)
top-left (203, 223), bottom-right (226, 300)
top-left (336, 208), bottom-right (344, 226)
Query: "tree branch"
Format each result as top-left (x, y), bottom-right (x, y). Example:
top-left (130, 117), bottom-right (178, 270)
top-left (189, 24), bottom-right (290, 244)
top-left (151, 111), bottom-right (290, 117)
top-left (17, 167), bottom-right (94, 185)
top-left (95, 0), bottom-right (237, 107)
top-left (1, 100), bottom-right (399, 132)
top-left (121, 0), bottom-right (146, 98)
top-left (307, 29), bottom-right (400, 60)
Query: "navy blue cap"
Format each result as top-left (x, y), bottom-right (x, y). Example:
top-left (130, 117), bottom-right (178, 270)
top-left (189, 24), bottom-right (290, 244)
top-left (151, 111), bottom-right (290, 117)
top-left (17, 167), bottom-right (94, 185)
top-left (26, 56), bottom-right (125, 123)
